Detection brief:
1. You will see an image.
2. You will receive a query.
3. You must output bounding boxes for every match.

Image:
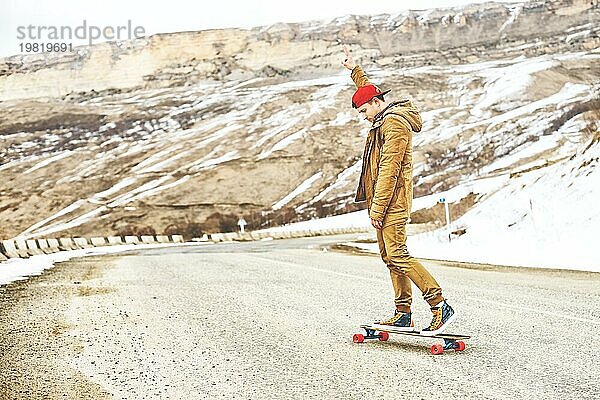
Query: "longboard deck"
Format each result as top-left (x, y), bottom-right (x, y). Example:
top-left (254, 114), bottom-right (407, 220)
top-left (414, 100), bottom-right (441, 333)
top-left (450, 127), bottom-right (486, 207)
top-left (355, 324), bottom-right (471, 354)
top-left (360, 324), bottom-right (471, 340)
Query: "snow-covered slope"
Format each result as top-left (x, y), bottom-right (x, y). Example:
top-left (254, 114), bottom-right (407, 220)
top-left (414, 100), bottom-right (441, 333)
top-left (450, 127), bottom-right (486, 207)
top-left (262, 131), bottom-right (600, 271)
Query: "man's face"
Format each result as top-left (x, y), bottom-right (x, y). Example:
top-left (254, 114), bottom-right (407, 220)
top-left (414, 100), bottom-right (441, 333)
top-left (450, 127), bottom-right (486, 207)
top-left (357, 99), bottom-right (379, 123)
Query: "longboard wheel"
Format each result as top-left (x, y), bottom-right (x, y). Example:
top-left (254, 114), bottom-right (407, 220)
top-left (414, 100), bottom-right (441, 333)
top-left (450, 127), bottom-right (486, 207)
top-left (430, 344), bottom-right (444, 355)
top-left (379, 331), bottom-right (389, 341)
top-left (455, 341), bottom-right (466, 351)
top-left (353, 333), bottom-right (365, 343)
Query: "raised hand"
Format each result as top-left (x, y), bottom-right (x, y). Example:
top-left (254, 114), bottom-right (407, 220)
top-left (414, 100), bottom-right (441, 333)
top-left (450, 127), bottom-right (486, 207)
top-left (342, 45), bottom-right (356, 70)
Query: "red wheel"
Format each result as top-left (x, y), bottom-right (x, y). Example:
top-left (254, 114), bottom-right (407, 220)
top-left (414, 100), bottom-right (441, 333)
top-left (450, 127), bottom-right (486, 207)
top-left (455, 341), bottom-right (466, 351)
top-left (379, 331), bottom-right (389, 341)
top-left (353, 333), bottom-right (365, 343)
top-left (430, 344), bottom-right (444, 355)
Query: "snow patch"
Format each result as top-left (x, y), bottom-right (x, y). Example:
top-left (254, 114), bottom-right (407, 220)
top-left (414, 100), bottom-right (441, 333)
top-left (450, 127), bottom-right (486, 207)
top-left (259, 129), bottom-right (307, 159)
top-left (273, 172), bottom-right (323, 210)
top-left (190, 151), bottom-right (239, 172)
top-left (23, 151), bottom-right (74, 174)
top-left (499, 4), bottom-right (523, 34)
top-left (306, 159), bottom-right (362, 206)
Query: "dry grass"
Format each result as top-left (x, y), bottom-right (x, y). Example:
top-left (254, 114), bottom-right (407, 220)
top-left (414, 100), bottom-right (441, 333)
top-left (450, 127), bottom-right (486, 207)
top-left (582, 105), bottom-right (600, 142)
top-left (410, 192), bottom-right (480, 225)
top-left (545, 98), bottom-right (600, 137)
top-left (115, 224), bottom-right (157, 237)
top-left (77, 286), bottom-right (115, 297)
top-left (50, 322), bottom-right (73, 336)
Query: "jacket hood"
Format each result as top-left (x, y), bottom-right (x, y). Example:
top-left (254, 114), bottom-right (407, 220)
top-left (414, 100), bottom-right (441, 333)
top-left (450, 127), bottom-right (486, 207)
top-left (373, 99), bottom-right (422, 132)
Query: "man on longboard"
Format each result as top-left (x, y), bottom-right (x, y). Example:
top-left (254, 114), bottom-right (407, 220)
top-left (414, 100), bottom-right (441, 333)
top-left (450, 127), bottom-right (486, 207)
top-left (342, 46), bottom-right (456, 336)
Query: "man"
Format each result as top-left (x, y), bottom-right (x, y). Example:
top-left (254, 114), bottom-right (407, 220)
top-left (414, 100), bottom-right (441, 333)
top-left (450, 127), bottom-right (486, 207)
top-left (341, 46), bottom-right (456, 335)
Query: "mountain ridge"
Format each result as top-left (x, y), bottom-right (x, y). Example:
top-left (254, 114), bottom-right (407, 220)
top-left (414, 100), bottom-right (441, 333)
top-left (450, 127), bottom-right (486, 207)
top-left (0, 0), bottom-right (598, 240)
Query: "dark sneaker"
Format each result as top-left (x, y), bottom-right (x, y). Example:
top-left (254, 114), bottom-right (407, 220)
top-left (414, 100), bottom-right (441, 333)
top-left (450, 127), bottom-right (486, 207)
top-left (421, 300), bottom-right (456, 336)
top-left (375, 310), bottom-right (416, 332)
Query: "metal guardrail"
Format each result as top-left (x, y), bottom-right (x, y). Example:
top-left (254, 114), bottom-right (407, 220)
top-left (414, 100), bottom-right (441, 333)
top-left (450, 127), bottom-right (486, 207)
top-left (0, 228), bottom-right (366, 260)
top-left (207, 226), bottom-right (369, 243)
top-left (0, 235), bottom-right (186, 260)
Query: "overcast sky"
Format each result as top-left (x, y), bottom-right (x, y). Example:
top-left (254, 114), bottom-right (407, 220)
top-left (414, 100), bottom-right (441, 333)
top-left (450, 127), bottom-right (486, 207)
top-left (1, 0), bottom-right (526, 58)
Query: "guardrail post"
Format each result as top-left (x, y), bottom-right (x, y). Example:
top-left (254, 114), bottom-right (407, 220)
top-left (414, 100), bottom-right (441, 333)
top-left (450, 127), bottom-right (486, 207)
top-left (25, 239), bottom-right (44, 256)
top-left (124, 236), bottom-right (141, 245)
top-left (171, 235), bottom-right (184, 243)
top-left (140, 235), bottom-right (157, 244)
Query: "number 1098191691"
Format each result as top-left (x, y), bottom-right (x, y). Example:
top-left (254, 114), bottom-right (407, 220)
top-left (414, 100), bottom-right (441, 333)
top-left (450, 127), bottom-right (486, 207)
top-left (19, 42), bottom-right (73, 53)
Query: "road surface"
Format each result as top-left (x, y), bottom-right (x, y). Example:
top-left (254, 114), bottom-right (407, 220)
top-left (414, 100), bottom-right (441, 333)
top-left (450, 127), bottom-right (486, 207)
top-left (1, 234), bottom-right (598, 399)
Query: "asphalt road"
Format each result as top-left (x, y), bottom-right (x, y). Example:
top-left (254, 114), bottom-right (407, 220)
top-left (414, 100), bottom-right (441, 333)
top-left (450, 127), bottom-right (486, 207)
top-left (1, 234), bottom-right (599, 399)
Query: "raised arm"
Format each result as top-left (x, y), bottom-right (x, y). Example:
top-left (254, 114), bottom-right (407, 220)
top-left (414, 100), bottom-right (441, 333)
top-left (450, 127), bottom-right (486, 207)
top-left (350, 65), bottom-right (371, 89)
top-left (342, 45), bottom-right (371, 88)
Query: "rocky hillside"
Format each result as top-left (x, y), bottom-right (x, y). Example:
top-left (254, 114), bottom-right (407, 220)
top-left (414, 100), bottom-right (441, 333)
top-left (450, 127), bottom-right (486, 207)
top-left (0, 0), bottom-right (598, 239)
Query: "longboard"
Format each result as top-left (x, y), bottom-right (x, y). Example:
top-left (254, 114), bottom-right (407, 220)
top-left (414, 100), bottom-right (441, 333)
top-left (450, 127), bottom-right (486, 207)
top-left (354, 324), bottom-right (471, 355)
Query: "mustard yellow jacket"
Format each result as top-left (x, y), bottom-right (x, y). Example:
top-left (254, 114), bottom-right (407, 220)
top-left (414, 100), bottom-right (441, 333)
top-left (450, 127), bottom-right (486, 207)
top-left (351, 65), bottom-right (423, 226)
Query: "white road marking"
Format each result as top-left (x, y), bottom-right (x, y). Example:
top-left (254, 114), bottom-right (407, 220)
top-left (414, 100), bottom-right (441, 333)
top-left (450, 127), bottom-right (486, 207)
top-left (301, 266), bottom-right (382, 283)
top-left (244, 255), bottom-right (600, 326)
top-left (465, 297), bottom-right (600, 326)
top-left (245, 256), bottom-right (384, 283)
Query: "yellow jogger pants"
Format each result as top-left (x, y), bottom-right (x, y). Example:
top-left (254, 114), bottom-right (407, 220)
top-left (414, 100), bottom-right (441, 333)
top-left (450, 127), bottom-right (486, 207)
top-left (376, 219), bottom-right (444, 313)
